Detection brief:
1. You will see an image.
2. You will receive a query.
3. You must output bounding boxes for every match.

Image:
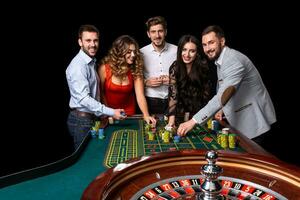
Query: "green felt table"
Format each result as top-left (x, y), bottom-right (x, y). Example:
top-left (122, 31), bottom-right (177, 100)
top-left (104, 118), bottom-right (244, 168)
top-left (0, 117), bottom-right (265, 200)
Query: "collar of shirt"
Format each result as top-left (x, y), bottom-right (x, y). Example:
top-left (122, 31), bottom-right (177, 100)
top-left (150, 42), bottom-right (169, 53)
top-left (79, 49), bottom-right (97, 66)
top-left (215, 46), bottom-right (228, 67)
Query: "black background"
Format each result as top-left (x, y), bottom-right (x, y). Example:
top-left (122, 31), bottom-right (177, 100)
top-left (2, 3), bottom-right (299, 176)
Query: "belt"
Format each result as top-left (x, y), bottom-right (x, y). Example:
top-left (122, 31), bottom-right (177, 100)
top-left (146, 97), bottom-right (168, 103)
top-left (71, 109), bottom-right (95, 119)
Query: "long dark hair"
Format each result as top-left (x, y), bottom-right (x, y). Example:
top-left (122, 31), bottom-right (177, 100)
top-left (175, 35), bottom-right (210, 103)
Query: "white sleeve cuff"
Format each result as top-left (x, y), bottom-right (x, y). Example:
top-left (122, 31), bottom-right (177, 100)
top-left (192, 117), bottom-right (198, 123)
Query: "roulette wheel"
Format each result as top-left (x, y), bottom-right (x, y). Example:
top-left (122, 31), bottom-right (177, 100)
top-left (82, 150), bottom-right (300, 199)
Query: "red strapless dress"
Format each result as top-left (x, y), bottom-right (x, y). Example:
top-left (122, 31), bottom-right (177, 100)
top-left (103, 64), bottom-right (135, 115)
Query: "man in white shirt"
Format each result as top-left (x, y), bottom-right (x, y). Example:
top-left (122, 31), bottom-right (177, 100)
top-left (140, 16), bottom-right (177, 114)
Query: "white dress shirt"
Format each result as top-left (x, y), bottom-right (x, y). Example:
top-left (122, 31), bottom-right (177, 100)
top-left (141, 42), bottom-right (177, 99)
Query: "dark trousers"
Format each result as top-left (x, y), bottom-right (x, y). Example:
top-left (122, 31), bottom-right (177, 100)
top-left (252, 132), bottom-right (269, 146)
top-left (146, 97), bottom-right (168, 115)
top-left (252, 123), bottom-right (280, 154)
top-left (67, 111), bottom-right (93, 150)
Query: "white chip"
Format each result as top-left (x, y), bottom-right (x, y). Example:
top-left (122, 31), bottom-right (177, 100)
top-left (165, 125), bottom-right (173, 131)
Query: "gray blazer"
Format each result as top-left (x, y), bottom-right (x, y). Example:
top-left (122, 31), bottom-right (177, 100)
top-left (193, 47), bottom-right (276, 139)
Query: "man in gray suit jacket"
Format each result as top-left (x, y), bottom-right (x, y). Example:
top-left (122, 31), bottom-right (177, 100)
top-left (177, 25), bottom-right (276, 141)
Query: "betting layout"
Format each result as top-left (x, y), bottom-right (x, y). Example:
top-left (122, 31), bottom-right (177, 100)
top-left (104, 118), bottom-right (244, 168)
top-left (143, 119), bottom-right (242, 153)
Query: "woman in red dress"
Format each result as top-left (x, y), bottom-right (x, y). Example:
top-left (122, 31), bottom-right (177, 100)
top-left (98, 35), bottom-right (156, 125)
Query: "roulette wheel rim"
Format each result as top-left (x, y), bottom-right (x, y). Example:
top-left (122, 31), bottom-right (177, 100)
top-left (82, 150), bottom-right (300, 200)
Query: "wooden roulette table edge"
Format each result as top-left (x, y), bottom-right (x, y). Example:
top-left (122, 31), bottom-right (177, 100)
top-left (81, 150), bottom-right (300, 200)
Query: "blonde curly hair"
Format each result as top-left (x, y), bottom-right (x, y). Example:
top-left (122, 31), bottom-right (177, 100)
top-left (101, 35), bottom-right (143, 79)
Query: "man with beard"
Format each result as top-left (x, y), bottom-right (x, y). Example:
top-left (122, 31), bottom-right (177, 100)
top-left (140, 16), bottom-right (177, 114)
top-left (66, 25), bottom-right (125, 150)
top-left (177, 25), bottom-right (276, 144)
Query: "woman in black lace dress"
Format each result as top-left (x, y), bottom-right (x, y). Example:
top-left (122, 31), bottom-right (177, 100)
top-left (167, 35), bottom-right (212, 127)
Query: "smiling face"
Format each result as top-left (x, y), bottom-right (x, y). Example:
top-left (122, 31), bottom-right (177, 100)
top-left (181, 42), bottom-right (197, 65)
top-left (125, 44), bottom-right (136, 65)
top-left (78, 31), bottom-right (99, 57)
top-left (202, 31), bottom-right (225, 60)
top-left (147, 24), bottom-right (166, 49)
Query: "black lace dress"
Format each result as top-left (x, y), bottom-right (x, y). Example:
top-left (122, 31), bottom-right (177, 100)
top-left (168, 61), bottom-right (211, 123)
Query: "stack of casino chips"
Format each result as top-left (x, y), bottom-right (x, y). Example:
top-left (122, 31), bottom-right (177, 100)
top-left (90, 121), bottom-right (101, 138)
top-left (228, 133), bottom-right (237, 148)
top-left (162, 130), bottom-right (170, 143)
top-left (148, 131), bottom-right (155, 141)
top-left (173, 135), bottom-right (181, 143)
top-left (145, 123), bottom-right (156, 141)
top-left (217, 128), bottom-right (236, 149)
top-left (98, 128), bottom-right (105, 139)
top-left (108, 117), bottom-right (114, 124)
